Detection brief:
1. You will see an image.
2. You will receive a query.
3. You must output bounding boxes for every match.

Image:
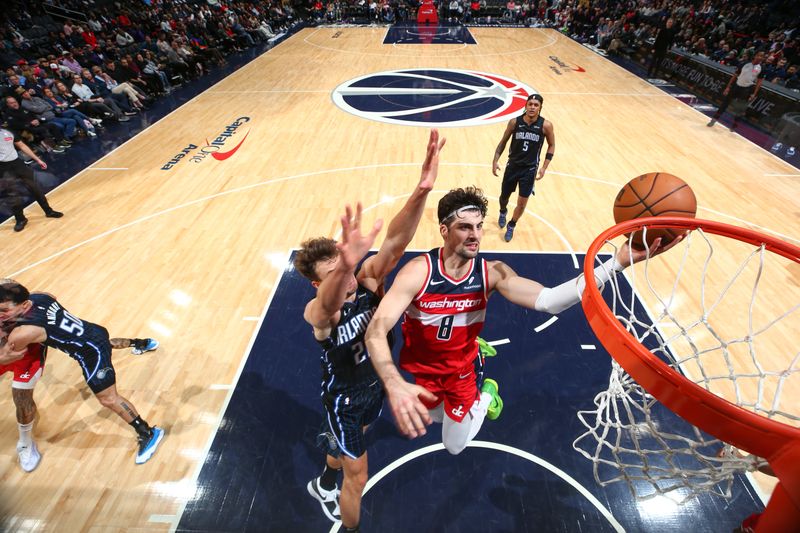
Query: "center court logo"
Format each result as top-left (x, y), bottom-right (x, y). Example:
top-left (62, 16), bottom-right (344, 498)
top-left (332, 69), bottom-right (536, 127)
top-left (160, 117), bottom-right (251, 171)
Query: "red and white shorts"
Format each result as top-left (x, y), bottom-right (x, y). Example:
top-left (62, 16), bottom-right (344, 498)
top-left (0, 344), bottom-right (46, 389)
top-left (414, 363), bottom-right (479, 423)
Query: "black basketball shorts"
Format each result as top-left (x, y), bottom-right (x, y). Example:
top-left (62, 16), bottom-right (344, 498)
top-left (501, 164), bottom-right (538, 198)
top-left (319, 379), bottom-right (384, 459)
top-left (70, 326), bottom-right (116, 394)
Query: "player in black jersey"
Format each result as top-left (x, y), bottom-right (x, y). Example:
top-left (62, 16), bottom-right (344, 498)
top-left (294, 129), bottom-right (446, 532)
top-left (492, 93), bottom-right (555, 242)
top-left (0, 280), bottom-right (165, 465)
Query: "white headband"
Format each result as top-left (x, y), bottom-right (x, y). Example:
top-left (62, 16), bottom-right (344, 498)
top-left (440, 205), bottom-right (481, 224)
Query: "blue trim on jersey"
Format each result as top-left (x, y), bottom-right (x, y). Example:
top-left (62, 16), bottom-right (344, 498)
top-left (83, 340), bottom-right (105, 381)
top-left (49, 334), bottom-right (103, 380)
top-left (328, 393), bottom-right (358, 460)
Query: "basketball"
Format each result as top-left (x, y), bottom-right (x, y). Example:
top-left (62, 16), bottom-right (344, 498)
top-left (613, 172), bottom-right (697, 249)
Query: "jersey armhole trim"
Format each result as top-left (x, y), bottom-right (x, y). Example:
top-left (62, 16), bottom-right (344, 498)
top-left (413, 254), bottom-right (432, 302)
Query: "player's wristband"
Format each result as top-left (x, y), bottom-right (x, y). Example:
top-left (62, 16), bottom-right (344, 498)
top-left (545, 152), bottom-right (553, 161)
top-left (534, 258), bottom-right (623, 315)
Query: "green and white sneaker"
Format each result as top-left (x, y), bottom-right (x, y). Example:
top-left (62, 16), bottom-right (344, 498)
top-left (482, 378), bottom-right (503, 420)
top-left (476, 337), bottom-right (497, 358)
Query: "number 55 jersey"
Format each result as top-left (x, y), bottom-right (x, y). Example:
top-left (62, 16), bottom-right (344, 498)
top-left (13, 293), bottom-right (112, 363)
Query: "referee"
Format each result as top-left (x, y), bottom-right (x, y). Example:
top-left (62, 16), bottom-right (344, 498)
top-left (0, 127), bottom-right (63, 232)
top-left (707, 51), bottom-right (765, 131)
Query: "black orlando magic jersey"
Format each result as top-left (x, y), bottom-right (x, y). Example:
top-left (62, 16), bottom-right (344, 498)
top-left (508, 115), bottom-right (546, 168)
top-left (317, 284), bottom-right (384, 392)
top-left (13, 293), bottom-right (110, 359)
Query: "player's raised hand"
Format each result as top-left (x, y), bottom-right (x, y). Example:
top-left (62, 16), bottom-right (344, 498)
top-left (616, 232), bottom-right (688, 268)
top-left (419, 129), bottom-right (446, 191)
top-left (337, 202), bottom-right (383, 270)
top-left (385, 378), bottom-right (436, 438)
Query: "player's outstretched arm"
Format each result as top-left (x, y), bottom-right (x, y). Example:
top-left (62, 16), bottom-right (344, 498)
top-left (305, 203), bottom-right (383, 328)
top-left (362, 129), bottom-right (446, 286)
top-left (488, 260), bottom-right (547, 310)
top-left (365, 258), bottom-right (436, 438)
top-left (0, 325), bottom-right (45, 364)
top-left (500, 235), bottom-right (687, 316)
top-left (492, 118), bottom-right (515, 176)
top-left (490, 235), bottom-right (687, 315)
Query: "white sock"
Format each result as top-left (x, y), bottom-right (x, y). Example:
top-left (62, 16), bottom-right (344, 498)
top-left (477, 391), bottom-right (492, 411)
top-left (18, 422), bottom-right (34, 447)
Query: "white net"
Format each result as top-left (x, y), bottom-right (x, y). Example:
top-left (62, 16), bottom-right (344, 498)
top-left (573, 226), bottom-right (800, 502)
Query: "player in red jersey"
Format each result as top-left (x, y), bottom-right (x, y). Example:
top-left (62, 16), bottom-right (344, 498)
top-left (1, 325), bottom-right (46, 472)
top-left (366, 186), bottom-right (682, 452)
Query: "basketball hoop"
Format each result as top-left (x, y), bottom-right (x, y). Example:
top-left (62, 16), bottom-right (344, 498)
top-left (573, 216), bottom-right (800, 531)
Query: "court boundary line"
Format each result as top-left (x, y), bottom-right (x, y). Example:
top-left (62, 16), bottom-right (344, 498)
top-left (326, 440), bottom-right (625, 533)
top-left (207, 89), bottom-right (676, 97)
top-left (302, 25), bottom-right (558, 57)
top-left (9, 164), bottom-right (795, 278)
top-left (352, 189), bottom-right (580, 265)
top-left (0, 29), bottom-right (301, 232)
top-left (566, 33), bottom-right (800, 172)
top-left (160, 251), bottom-right (288, 532)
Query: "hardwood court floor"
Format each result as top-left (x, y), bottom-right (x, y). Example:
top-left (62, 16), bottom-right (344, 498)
top-left (0, 27), bottom-right (797, 531)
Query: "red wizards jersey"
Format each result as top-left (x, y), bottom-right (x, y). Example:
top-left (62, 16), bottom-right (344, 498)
top-left (400, 248), bottom-right (488, 376)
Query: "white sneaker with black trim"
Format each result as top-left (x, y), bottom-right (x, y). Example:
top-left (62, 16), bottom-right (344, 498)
top-left (307, 476), bottom-right (341, 522)
top-left (17, 441), bottom-right (41, 472)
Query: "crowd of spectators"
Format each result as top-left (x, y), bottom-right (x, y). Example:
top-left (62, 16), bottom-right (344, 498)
top-left (0, 0), bottom-right (298, 161)
top-left (552, 0), bottom-right (798, 90)
top-left (308, 0), bottom-right (555, 25)
top-left (306, 0), bottom-right (799, 94)
top-left (1, 0), bottom-right (798, 167)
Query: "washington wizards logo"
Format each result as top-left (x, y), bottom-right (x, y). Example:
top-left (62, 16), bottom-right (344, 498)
top-left (332, 69), bottom-right (536, 127)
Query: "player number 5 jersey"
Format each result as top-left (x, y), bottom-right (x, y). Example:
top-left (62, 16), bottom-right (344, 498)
top-left (508, 115), bottom-right (546, 168)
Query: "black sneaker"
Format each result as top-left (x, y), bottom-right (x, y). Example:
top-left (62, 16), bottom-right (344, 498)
top-left (45, 210), bottom-right (63, 218)
top-left (307, 476), bottom-right (341, 522)
top-left (135, 427), bottom-right (165, 464)
top-left (14, 218), bottom-right (28, 232)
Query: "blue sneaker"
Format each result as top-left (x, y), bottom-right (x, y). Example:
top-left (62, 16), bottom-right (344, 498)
top-left (498, 211), bottom-right (507, 228)
top-left (135, 427), bottom-right (165, 464)
top-left (131, 338), bottom-right (159, 355)
top-left (504, 224), bottom-right (515, 242)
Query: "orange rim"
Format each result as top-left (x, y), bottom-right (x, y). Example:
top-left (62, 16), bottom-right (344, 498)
top-left (581, 216), bottom-right (800, 458)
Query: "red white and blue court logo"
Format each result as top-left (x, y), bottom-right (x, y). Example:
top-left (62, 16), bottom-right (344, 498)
top-left (332, 69), bottom-right (536, 127)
